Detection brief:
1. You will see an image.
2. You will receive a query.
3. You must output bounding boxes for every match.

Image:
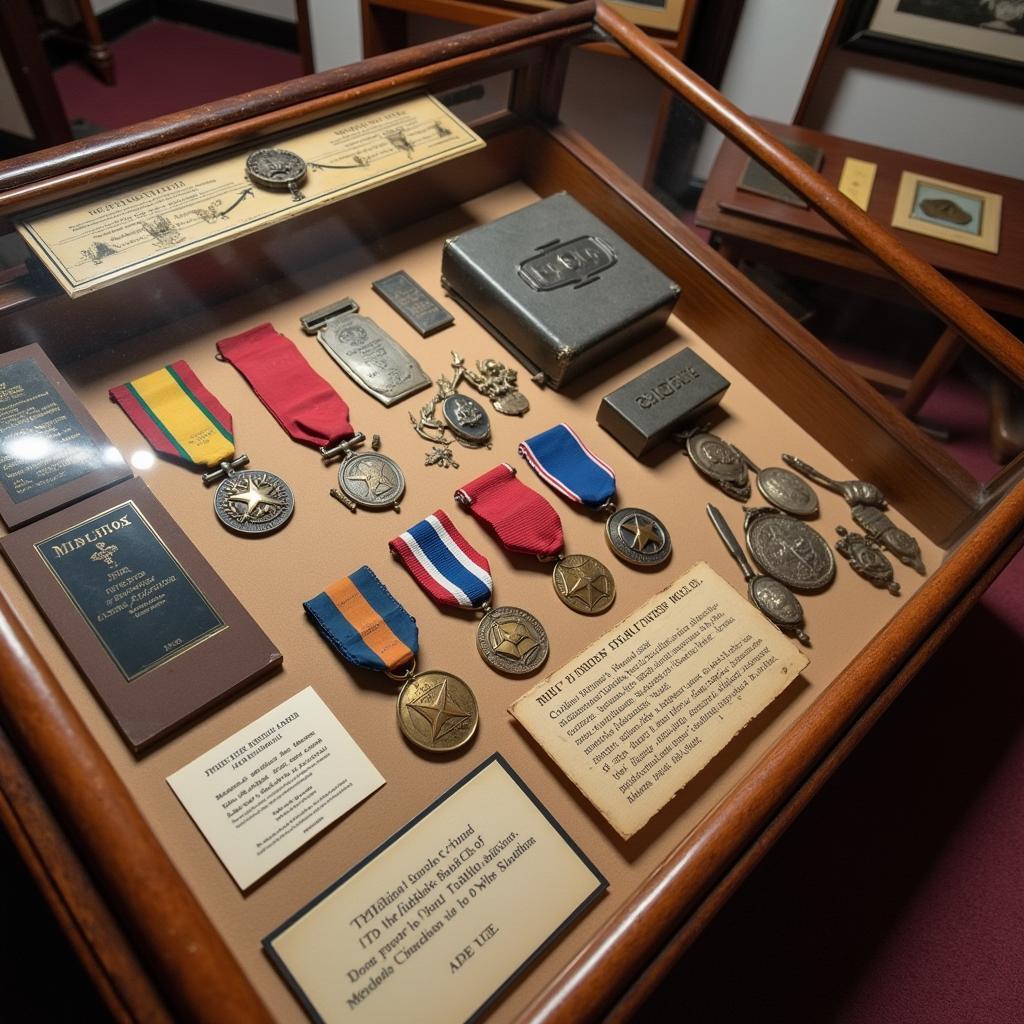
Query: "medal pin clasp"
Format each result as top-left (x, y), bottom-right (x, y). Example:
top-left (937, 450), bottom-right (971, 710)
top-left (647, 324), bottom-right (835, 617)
top-left (201, 453), bottom-right (249, 485)
top-left (320, 431), bottom-right (366, 463)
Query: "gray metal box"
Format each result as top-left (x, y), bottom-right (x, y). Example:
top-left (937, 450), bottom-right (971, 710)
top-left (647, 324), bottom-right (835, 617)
top-left (441, 193), bottom-right (680, 388)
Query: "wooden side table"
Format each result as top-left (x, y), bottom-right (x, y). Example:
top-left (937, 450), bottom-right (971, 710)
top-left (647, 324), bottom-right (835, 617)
top-left (696, 119), bottom-right (1024, 456)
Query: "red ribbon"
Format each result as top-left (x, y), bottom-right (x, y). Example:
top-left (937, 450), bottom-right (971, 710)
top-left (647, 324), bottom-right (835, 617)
top-left (455, 464), bottom-right (564, 558)
top-left (217, 323), bottom-right (353, 448)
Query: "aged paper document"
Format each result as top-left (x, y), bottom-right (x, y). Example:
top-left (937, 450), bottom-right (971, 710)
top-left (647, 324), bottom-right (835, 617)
top-left (18, 94), bottom-right (483, 296)
top-left (264, 756), bottom-right (605, 1024)
top-left (838, 157), bottom-right (878, 211)
top-left (510, 563), bottom-right (809, 839)
top-left (168, 687), bottom-right (383, 890)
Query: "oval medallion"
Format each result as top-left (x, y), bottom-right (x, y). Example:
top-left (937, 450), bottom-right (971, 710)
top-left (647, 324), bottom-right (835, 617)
top-left (605, 507), bottom-right (672, 567)
top-left (214, 469), bottom-right (294, 536)
top-left (745, 509), bottom-right (835, 592)
top-left (756, 467), bottom-right (819, 517)
top-left (397, 671), bottom-right (479, 753)
top-left (477, 606), bottom-right (549, 676)
top-left (442, 394), bottom-right (491, 445)
top-left (338, 452), bottom-right (405, 511)
top-left (552, 553), bottom-right (616, 615)
top-left (686, 431), bottom-right (750, 500)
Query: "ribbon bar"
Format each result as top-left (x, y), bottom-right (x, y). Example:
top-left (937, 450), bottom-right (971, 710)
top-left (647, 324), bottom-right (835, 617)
top-left (455, 464), bottom-right (563, 558)
top-left (217, 323), bottom-right (354, 449)
top-left (110, 360), bottom-right (234, 469)
top-left (518, 423), bottom-right (615, 509)
top-left (304, 565), bottom-right (418, 674)
top-left (390, 510), bottom-right (492, 611)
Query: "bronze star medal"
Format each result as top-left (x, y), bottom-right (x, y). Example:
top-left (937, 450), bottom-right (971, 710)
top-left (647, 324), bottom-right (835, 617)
top-left (397, 671), bottom-right (479, 752)
top-left (477, 606), bottom-right (550, 676)
top-left (552, 554), bottom-right (616, 615)
top-left (214, 468), bottom-right (295, 536)
top-left (605, 507), bottom-right (672, 567)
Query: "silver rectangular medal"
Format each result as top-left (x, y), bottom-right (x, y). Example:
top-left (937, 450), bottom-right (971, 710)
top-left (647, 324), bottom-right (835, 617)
top-left (300, 298), bottom-right (431, 406)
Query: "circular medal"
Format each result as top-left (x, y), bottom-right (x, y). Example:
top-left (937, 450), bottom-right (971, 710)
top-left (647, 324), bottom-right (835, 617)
top-left (605, 507), bottom-right (671, 567)
top-left (755, 467), bottom-right (819, 518)
top-left (245, 148), bottom-right (307, 199)
top-left (397, 671), bottom-right (479, 753)
top-left (685, 431), bottom-right (751, 501)
top-left (477, 606), bottom-right (549, 675)
top-left (744, 508), bottom-right (835, 592)
top-left (552, 554), bottom-right (616, 615)
top-left (442, 394), bottom-right (491, 445)
top-left (338, 452), bottom-right (405, 511)
top-left (214, 469), bottom-right (294, 536)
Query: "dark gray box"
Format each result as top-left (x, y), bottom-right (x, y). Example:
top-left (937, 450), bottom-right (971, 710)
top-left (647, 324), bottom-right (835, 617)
top-left (441, 193), bottom-right (680, 389)
top-left (597, 348), bottom-right (730, 457)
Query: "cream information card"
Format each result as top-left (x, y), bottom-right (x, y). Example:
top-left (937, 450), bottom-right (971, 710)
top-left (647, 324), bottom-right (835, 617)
top-left (511, 563), bottom-right (809, 840)
top-left (264, 755), bottom-right (605, 1024)
top-left (168, 687), bottom-right (384, 890)
top-left (18, 94), bottom-right (483, 296)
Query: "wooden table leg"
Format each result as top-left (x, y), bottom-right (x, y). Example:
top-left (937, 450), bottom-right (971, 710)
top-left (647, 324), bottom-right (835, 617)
top-left (900, 324), bottom-right (964, 418)
top-left (75, 0), bottom-right (115, 86)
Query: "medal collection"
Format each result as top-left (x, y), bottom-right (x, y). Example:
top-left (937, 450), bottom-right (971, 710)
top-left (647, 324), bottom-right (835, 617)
top-left (108, 248), bottom-right (924, 756)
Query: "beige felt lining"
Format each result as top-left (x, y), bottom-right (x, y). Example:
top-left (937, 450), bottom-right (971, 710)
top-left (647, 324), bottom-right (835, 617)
top-left (0, 182), bottom-right (943, 1023)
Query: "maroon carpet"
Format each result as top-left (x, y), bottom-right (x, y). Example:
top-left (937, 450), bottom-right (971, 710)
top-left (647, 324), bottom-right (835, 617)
top-left (51, 20), bottom-right (1024, 1023)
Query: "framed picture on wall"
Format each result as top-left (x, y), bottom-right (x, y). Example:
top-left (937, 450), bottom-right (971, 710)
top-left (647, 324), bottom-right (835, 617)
top-left (838, 0), bottom-right (1024, 85)
top-left (890, 170), bottom-right (1003, 252)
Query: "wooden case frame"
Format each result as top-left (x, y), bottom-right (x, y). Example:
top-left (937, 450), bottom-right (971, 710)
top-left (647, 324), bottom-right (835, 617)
top-left (0, 5), bottom-right (1022, 1023)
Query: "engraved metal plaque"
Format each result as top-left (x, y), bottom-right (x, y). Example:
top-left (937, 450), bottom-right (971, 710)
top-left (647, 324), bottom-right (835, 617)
top-left (372, 270), bottom-right (453, 336)
top-left (518, 235), bottom-right (617, 291)
top-left (307, 301), bottom-right (431, 406)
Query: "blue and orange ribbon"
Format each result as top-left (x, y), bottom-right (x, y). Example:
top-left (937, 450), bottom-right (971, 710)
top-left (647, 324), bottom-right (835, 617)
top-left (304, 566), bottom-right (417, 673)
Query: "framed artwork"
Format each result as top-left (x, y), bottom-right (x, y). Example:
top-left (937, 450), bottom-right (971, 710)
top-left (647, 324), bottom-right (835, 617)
top-left (839, 0), bottom-right (1024, 85)
top-left (890, 170), bottom-right (1003, 252)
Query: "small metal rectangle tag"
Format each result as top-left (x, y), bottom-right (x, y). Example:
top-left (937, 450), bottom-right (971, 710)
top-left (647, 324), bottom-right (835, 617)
top-left (372, 270), bottom-right (454, 336)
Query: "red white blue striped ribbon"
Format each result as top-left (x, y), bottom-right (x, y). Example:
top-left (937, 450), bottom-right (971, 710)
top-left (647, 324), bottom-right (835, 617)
top-left (518, 423), bottom-right (616, 509)
top-left (389, 509), bottom-right (493, 610)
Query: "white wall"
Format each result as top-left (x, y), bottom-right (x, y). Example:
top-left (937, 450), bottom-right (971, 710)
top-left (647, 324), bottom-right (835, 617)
top-left (693, 0), bottom-right (834, 179)
top-left (0, 59), bottom-right (32, 138)
top-left (695, 0), bottom-right (1024, 181)
top-left (308, 0), bottom-right (362, 70)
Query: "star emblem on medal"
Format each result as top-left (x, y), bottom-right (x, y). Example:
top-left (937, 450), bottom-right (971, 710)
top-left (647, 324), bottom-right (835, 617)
top-left (489, 620), bottom-right (539, 660)
top-left (560, 563), bottom-right (612, 611)
top-left (226, 478), bottom-right (287, 521)
top-left (621, 513), bottom-right (661, 551)
top-left (407, 678), bottom-right (471, 741)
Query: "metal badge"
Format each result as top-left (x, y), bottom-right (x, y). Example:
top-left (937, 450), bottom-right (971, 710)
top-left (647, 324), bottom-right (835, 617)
top-left (372, 271), bottom-right (454, 336)
top-left (322, 432), bottom-right (405, 513)
top-left (552, 554), bottom-right (616, 615)
top-left (203, 456), bottom-right (294, 536)
top-left (442, 394), bottom-right (491, 444)
top-left (245, 148), bottom-right (307, 201)
top-left (679, 426), bottom-right (750, 501)
top-left (743, 506), bottom-right (835, 593)
top-left (707, 504), bottom-right (809, 646)
top-left (451, 352), bottom-right (529, 416)
top-left (734, 449), bottom-right (818, 517)
top-left (605, 507), bottom-right (672, 567)
top-left (397, 671), bottom-right (478, 753)
top-left (851, 504), bottom-right (925, 575)
top-left (301, 298), bottom-right (431, 407)
top-left (477, 606), bottom-right (549, 675)
top-left (836, 525), bottom-right (900, 595)
top-left (782, 454), bottom-right (888, 509)
top-left (411, 365), bottom-right (493, 463)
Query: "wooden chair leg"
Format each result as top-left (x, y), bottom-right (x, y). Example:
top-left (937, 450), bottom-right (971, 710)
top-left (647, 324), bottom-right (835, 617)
top-left (899, 324), bottom-right (964, 418)
top-left (75, 0), bottom-right (114, 85)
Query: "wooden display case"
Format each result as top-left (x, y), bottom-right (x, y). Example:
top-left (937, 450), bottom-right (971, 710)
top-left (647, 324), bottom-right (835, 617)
top-left (0, 5), bottom-right (1021, 1023)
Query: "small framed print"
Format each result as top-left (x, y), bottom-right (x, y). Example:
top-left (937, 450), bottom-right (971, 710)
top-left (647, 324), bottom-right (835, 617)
top-left (890, 171), bottom-right (1002, 253)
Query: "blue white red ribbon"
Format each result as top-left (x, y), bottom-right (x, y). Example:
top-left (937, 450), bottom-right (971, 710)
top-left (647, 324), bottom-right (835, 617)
top-left (390, 510), bottom-right (493, 610)
top-left (518, 423), bottom-right (615, 509)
